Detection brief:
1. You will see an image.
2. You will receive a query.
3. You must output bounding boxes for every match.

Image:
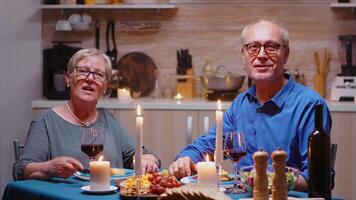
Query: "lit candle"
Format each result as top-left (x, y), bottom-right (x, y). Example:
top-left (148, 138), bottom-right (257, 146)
top-left (89, 156), bottom-right (110, 190)
top-left (174, 93), bottom-right (183, 104)
top-left (135, 105), bottom-right (143, 176)
top-left (215, 99), bottom-right (223, 165)
top-left (117, 88), bottom-right (132, 101)
top-left (197, 155), bottom-right (218, 186)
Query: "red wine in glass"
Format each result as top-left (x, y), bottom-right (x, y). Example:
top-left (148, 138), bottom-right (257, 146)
top-left (223, 131), bottom-right (247, 193)
top-left (224, 149), bottom-right (247, 163)
top-left (81, 128), bottom-right (104, 161)
top-left (81, 144), bottom-right (104, 158)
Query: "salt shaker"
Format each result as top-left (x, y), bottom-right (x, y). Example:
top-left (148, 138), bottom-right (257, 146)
top-left (271, 147), bottom-right (288, 200)
top-left (253, 149), bottom-right (269, 200)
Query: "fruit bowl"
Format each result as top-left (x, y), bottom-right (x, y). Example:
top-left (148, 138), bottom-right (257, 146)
top-left (239, 165), bottom-right (299, 193)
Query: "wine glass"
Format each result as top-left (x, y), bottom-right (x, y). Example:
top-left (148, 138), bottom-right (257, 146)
top-left (223, 131), bottom-right (247, 193)
top-left (81, 127), bottom-right (104, 161)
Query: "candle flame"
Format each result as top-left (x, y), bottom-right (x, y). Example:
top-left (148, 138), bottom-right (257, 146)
top-left (98, 156), bottom-right (104, 161)
top-left (217, 99), bottom-right (222, 111)
top-left (137, 105), bottom-right (142, 116)
top-left (205, 154), bottom-right (210, 162)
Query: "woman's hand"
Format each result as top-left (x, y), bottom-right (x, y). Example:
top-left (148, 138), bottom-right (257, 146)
top-left (25, 156), bottom-right (83, 180)
top-left (141, 154), bottom-right (159, 174)
top-left (45, 156), bottom-right (84, 178)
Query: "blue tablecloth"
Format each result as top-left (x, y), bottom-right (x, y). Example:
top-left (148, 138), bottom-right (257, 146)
top-left (0, 177), bottom-right (333, 200)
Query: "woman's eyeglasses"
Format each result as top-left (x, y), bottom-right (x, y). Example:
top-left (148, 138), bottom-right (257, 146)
top-left (75, 67), bottom-right (107, 82)
top-left (243, 42), bottom-right (288, 56)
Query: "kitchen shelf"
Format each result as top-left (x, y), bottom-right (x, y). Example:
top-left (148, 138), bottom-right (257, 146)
top-left (330, 2), bottom-right (356, 8)
top-left (39, 4), bottom-right (177, 9)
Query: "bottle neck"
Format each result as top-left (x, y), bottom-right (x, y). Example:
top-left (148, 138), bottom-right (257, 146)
top-left (314, 104), bottom-right (324, 132)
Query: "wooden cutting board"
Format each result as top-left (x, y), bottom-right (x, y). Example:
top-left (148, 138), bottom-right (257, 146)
top-left (117, 52), bottom-right (157, 97)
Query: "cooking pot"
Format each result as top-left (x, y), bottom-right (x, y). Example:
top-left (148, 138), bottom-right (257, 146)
top-left (200, 65), bottom-right (245, 92)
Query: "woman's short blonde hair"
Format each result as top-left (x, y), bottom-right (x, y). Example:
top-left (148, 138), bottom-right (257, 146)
top-left (67, 48), bottom-right (112, 81)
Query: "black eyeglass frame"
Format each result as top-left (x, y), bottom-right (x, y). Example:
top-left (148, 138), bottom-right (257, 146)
top-left (243, 42), bottom-right (288, 56)
top-left (74, 66), bottom-right (107, 83)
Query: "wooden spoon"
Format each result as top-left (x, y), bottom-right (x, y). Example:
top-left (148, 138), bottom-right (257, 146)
top-left (314, 51), bottom-right (321, 74)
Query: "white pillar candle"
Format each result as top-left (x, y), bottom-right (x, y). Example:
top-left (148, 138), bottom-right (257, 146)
top-left (197, 155), bottom-right (218, 186)
top-left (89, 158), bottom-right (110, 191)
top-left (215, 99), bottom-right (223, 165)
top-left (135, 105), bottom-right (143, 176)
top-left (117, 88), bottom-right (132, 101)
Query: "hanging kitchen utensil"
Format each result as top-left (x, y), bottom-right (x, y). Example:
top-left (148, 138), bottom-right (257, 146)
top-left (111, 20), bottom-right (118, 66)
top-left (95, 20), bottom-right (100, 49)
top-left (105, 20), bottom-right (118, 68)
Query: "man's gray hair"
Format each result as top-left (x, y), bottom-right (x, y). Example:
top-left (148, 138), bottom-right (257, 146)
top-left (240, 19), bottom-right (289, 46)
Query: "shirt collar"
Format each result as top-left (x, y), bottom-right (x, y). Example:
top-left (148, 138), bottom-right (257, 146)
top-left (245, 74), bottom-right (295, 109)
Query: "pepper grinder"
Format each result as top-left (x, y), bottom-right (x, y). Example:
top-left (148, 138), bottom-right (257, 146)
top-left (253, 149), bottom-right (269, 200)
top-left (271, 147), bottom-right (288, 200)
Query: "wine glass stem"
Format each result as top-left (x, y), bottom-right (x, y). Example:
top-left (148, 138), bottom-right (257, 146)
top-left (233, 162), bottom-right (240, 190)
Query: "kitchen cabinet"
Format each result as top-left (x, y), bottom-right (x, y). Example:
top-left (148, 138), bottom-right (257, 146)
top-left (113, 109), bottom-right (199, 169)
top-left (329, 112), bottom-right (356, 200)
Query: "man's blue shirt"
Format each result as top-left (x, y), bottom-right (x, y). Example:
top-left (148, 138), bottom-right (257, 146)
top-left (176, 76), bottom-right (332, 181)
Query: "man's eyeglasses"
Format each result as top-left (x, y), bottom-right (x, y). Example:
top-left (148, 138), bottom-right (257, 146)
top-left (75, 67), bottom-right (107, 82)
top-left (243, 42), bottom-right (288, 56)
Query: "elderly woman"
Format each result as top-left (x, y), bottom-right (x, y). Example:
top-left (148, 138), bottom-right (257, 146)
top-left (13, 48), bottom-right (160, 180)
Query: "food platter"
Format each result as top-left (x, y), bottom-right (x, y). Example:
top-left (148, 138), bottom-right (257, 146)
top-left (74, 168), bottom-right (134, 181)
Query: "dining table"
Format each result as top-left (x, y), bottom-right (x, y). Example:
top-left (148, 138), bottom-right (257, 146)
top-left (2, 176), bottom-right (343, 200)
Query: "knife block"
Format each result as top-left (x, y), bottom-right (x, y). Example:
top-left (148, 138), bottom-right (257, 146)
top-left (176, 68), bottom-right (195, 99)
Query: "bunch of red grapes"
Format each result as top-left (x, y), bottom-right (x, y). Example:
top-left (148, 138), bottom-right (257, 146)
top-left (148, 172), bottom-right (181, 195)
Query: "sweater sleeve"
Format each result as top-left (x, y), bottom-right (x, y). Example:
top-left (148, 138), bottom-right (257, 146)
top-left (13, 112), bottom-right (50, 180)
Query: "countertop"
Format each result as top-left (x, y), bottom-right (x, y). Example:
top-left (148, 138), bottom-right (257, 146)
top-left (32, 98), bottom-right (356, 112)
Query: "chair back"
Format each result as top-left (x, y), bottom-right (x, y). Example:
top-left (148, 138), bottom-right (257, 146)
top-left (13, 139), bottom-right (24, 161)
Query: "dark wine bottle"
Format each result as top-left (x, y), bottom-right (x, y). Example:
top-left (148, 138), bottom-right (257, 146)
top-left (308, 104), bottom-right (331, 200)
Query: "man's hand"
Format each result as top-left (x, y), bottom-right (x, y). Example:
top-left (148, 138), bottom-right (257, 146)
top-left (141, 154), bottom-right (159, 174)
top-left (45, 156), bottom-right (84, 178)
top-left (169, 156), bottom-right (196, 179)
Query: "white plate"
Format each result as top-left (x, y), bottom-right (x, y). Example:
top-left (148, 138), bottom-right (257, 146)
top-left (81, 185), bottom-right (118, 194)
top-left (74, 169), bottom-right (134, 181)
top-left (180, 175), bottom-right (234, 189)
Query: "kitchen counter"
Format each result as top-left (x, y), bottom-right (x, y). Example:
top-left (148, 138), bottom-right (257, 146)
top-left (32, 98), bottom-right (356, 112)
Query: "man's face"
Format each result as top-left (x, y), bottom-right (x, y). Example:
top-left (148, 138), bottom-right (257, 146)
top-left (241, 22), bottom-right (289, 83)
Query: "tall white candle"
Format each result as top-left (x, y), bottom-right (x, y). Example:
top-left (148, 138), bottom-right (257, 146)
top-left (135, 105), bottom-right (143, 176)
top-left (89, 156), bottom-right (110, 191)
top-left (215, 100), bottom-right (223, 165)
top-left (197, 155), bottom-right (217, 186)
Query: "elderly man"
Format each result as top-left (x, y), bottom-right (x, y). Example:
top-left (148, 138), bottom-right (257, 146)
top-left (169, 20), bottom-right (331, 191)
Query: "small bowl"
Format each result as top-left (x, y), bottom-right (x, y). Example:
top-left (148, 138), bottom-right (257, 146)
top-left (239, 165), bottom-right (299, 194)
top-left (55, 20), bottom-right (72, 31)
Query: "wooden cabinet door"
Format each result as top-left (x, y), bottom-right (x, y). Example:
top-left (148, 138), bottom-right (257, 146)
top-left (115, 109), bottom-right (199, 169)
top-left (197, 111), bottom-right (215, 136)
top-left (142, 110), bottom-right (199, 169)
top-left (330, 112), bottom-right (355, 200)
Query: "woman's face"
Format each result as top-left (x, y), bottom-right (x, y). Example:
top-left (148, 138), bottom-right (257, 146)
top-left (66, 55), bottom-right (108, 103)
